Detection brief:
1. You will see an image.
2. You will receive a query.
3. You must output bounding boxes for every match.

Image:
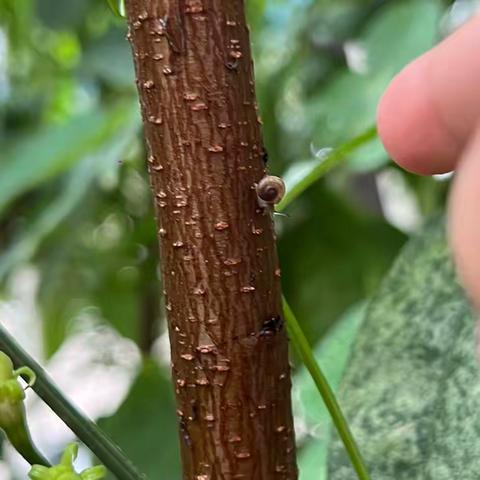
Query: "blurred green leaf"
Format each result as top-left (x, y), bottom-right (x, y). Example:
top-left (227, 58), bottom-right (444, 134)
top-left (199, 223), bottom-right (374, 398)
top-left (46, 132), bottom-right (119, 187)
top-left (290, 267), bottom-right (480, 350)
top-left (35, 0), bottom-right (89, 29)
top-left (0, 102), bottom-right (137, 217)
top-left (328, 217), bottom-right (479, 479)
top-left (0, 104), bottom-right (140, 279)
top-left (98, 361), bottom-right (181, 480)
top-left (82, 29), bottom-right (135, 88)
top-left (307, 0), bottom-right (441, 171)
top-left (293, 304), bottom-right (365, 480)
top-left (247, 0), bottom-right (267, 33)
top-left (37, 209), bottom-right (158, 356)
top-left (279, 183), bottom-right (406, 343)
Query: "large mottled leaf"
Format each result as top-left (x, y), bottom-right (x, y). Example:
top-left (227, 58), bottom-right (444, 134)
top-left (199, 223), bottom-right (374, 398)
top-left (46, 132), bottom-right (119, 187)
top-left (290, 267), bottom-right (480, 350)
top-left (328, 217), bottom-right (479, 479)
top-left (98, 361), bottom-right (181, 479)
top-left (293, 304), bottom-right (365, 480)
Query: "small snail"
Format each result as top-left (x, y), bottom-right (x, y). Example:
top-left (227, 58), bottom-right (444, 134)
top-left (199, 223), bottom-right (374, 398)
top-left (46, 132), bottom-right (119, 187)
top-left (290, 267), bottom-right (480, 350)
top-left (256, 175), bottom-right (286, 207)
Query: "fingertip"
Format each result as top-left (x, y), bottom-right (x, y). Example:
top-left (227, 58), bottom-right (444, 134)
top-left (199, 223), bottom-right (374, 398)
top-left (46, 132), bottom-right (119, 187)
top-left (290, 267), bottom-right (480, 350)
top-left (377, 57), bottom-right (460, 175)
top-left (449, 126), bottom-right (480, 309)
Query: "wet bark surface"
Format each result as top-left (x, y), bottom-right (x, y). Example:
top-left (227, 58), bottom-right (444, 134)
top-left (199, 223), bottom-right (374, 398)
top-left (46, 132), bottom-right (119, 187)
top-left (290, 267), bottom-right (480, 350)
top-left (124, 1), bottom-right (298, 478)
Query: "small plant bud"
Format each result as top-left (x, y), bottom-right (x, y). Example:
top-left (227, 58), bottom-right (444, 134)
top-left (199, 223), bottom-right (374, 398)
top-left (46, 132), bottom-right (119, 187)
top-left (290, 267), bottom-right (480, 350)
top-left (29, 443), bottom-right (107, 480)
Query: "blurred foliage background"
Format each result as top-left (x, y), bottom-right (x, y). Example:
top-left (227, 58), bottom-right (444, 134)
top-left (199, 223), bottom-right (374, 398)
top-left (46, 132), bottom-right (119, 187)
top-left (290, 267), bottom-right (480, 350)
top-left (0, 0), bottom-right (476, 478)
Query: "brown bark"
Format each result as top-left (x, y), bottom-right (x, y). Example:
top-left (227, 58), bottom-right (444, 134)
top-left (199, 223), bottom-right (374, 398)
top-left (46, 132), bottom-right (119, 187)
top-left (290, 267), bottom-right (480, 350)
top-left (124, 1), bottom-right (297, 478)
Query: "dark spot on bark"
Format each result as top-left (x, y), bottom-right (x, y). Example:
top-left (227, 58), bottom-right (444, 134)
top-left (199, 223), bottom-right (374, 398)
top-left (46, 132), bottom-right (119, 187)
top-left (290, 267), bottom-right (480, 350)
top-left (259, 315), bottom-right (284, 337)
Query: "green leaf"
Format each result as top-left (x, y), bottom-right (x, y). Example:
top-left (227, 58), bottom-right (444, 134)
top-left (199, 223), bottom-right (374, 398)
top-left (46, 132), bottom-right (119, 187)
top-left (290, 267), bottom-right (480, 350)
top-left (0, 102), bottom-right (136, 218)
top-left (293, 304), bottom-right (365, 480)
top-left (105, 0), bottom-right (125, 19)
top-left (0, 104), bottom-right (140, 279)
top-left (328, 217), bottom-right (478, 479)
top-left (98, 361), bottom-right (181, 480)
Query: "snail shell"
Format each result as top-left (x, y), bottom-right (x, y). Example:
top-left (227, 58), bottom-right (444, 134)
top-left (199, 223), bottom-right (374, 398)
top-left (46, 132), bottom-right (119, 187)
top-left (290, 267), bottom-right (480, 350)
top-left (256, 175), bottom-right (286, 205)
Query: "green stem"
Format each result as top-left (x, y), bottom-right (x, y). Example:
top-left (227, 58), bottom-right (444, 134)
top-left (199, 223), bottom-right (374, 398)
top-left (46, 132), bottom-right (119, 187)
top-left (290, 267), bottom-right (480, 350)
top-left (0, 325), bottom-right (146, 480)
top-left (282, 297), bottom-right (370, 480)
top-left (277, 126), bottom-right (377, 212)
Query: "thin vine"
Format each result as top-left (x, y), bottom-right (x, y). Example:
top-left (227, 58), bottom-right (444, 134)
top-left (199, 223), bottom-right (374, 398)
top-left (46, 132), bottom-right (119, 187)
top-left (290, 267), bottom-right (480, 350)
top-left (283, 298), bottom-right (370, 480)
top-left (0, 326), bottom-right (145, 480)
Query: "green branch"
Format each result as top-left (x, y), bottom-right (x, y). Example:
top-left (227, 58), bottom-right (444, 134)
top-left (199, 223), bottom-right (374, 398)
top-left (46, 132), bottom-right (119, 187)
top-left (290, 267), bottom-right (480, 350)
top-left (282, 298), bottom-right (370, 480)
top-left (0, 325), bottom-right (145, 480)
top-left (277, 126), bottom-right (377, 212)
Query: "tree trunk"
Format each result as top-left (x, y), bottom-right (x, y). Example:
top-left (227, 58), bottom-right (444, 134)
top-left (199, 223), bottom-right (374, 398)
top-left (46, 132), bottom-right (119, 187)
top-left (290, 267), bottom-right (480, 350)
top-left (124, 1), bottom-right (298, 478)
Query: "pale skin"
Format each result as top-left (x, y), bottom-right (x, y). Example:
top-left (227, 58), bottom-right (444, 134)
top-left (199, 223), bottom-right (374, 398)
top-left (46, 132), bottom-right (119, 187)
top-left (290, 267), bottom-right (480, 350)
top-left (377, 14), bottom-right (480, 309)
